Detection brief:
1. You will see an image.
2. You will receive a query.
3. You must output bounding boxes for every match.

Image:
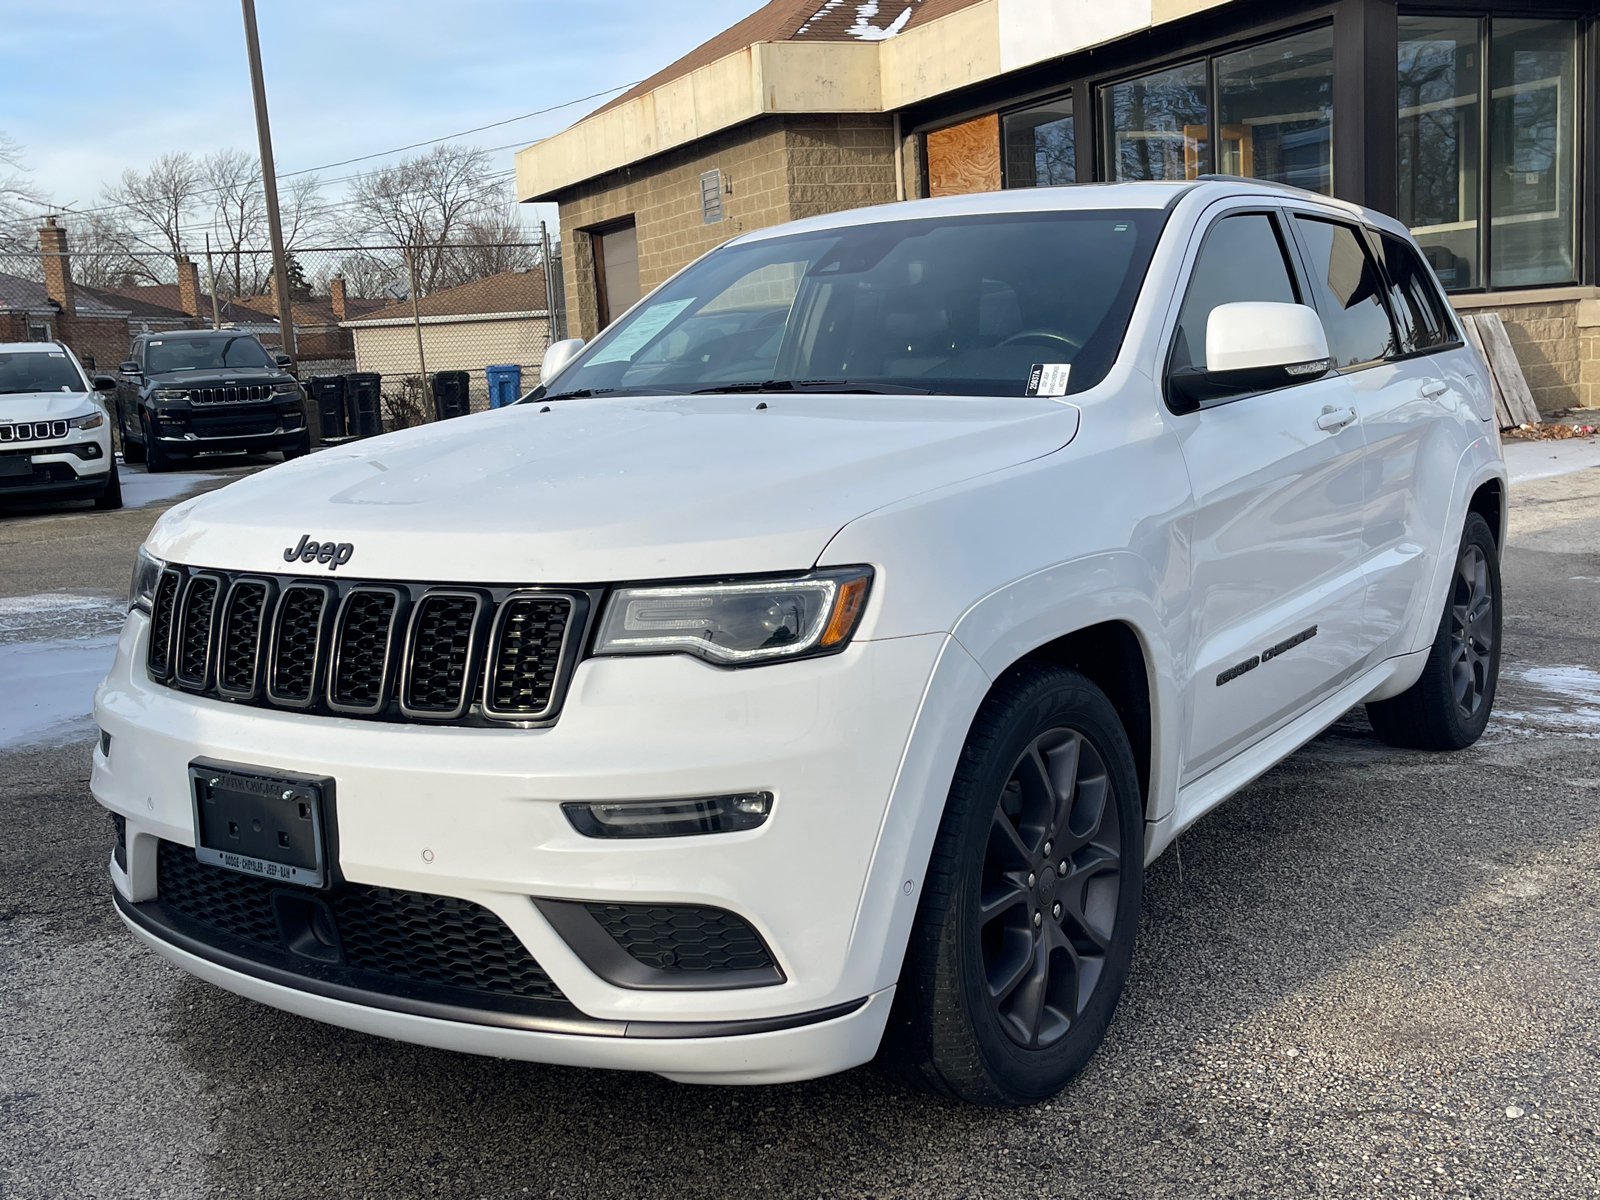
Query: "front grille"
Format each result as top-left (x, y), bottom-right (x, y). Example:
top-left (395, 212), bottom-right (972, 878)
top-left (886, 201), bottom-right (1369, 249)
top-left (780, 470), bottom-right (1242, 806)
top-left (155, 839), bottom-right (566, 1006)
top-left (0, 420), bottom-right (69, 442)
top-left (585, 903), bottom-right (776, 973)
top-left (150, 564), bottom-right (589, 728)
top-left (188, 384), bottom-right (275, 405)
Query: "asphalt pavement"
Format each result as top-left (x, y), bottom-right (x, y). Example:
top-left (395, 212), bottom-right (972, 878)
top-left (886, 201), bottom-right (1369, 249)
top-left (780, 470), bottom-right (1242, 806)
top-left (2, 453), bottom-right (1599, 1199)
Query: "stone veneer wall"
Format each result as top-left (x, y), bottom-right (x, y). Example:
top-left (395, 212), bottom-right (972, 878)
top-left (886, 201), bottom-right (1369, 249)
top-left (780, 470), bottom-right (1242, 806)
top-left (556, 115), bottom-right (898, 341)
top-left (1453, 290), bottom-right (1600, 414)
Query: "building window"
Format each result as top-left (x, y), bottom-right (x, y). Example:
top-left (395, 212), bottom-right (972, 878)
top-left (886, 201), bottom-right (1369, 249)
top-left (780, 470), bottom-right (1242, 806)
top-left (28, 321), bottom-right (51, 342)
top-left (1003, 96), bottom-right (1074, 188)
top-left (1398, 16), bottom-right (1577, 291)
top-left (1100, 26), bottom-right (1333, 192)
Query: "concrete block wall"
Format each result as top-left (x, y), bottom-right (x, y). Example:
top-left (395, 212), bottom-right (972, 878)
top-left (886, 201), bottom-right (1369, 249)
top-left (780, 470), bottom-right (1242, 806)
top-left (1456, 290), bottom-right (1600, 414)
top-left (557, 115), bottom-right (897, 341)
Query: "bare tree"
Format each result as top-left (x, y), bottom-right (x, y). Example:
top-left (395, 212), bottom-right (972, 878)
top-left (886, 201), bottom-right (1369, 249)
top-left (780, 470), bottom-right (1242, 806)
top-left (103, 152), bottom-right (202, 266)
top-left (331, 249), bottom-right (407, 300)
top-left (65, 211), bottom-right (153, 288)
top-left (349, 145), bottom-right (498, 294)
top-left (0, 133), bottom-right (45, 254)
top-left (439, 206), bottom-right (538, 287)
top-left (203, 150), bottom-right (330, 296)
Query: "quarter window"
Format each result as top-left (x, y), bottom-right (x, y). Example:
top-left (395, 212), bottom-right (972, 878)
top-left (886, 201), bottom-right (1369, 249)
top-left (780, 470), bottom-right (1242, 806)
top-left (1377, 233), bottom-right (1456, 356)
top-left (1292, 217), bottom-right (1396, 369)
top-left (1170, 213), bottom-right (1299, 373)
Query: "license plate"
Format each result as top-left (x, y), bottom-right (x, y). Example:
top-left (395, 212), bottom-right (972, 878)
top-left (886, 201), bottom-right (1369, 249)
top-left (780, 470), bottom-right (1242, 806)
top-left (0, 457), bottom-right (31, 477)
top-left (190, 762), bottom-right (330, 888)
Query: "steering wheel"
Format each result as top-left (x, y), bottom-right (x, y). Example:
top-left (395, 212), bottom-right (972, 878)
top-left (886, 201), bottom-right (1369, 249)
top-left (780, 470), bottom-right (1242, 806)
top-left (999, 329), bottom-right (1081, 350)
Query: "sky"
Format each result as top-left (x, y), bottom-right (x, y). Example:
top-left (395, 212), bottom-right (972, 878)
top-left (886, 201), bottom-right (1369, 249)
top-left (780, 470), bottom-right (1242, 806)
top-left (0, 0), bottom-right (767, 238)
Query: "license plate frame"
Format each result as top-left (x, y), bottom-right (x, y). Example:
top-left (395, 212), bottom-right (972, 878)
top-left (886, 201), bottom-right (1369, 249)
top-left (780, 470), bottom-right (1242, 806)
top-left (0, 456), bottom-right (32, 478)
top-left (189, 761), bottom-right (331, 888)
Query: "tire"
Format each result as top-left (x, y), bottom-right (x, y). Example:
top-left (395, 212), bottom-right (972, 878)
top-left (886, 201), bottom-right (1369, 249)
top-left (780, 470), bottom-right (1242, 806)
top-left (1366, 512), bottom-right (1501, 751)
top-left (879, 663), bottom-right (1144, 1107)
top-left (281, 432), bottom-right (310, 461)
top-left (92, 463), bottom-right (123, 510)
top-left (120, 403), bottom-right (146, 465)
top-left (142, 413), bottom-right (178, 474)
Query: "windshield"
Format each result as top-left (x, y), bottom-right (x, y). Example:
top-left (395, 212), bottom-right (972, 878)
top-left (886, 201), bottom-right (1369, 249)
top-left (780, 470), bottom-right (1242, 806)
top-left (0, 350), bottom-right (87, 396)
top-left (543, 208), bottom-right (1167, 399)
top-left (145, 335), bottom-right (274, 373)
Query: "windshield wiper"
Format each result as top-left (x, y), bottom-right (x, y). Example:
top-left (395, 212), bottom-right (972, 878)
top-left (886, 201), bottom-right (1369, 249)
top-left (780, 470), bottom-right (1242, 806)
top-left (536, 386), bottom-right (685, 401)
top-left (692, 379), bottom-right (931, 395)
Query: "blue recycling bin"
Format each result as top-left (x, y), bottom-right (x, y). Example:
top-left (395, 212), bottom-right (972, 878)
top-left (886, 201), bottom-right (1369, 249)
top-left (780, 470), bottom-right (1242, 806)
top-left (486, 363), bottom-right (522, 409)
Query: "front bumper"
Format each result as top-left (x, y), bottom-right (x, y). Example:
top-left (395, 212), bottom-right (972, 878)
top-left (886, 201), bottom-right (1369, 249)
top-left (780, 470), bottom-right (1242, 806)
top-left (149, 400), bottom-right (305, 455)
top-left (0, 437), bottom-right (114, 501)
top-left (93, 609), bottom-right (946, 1081)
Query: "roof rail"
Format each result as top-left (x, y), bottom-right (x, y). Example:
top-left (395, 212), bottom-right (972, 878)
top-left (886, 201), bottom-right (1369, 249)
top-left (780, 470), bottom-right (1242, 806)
top-left (1195, 174), bottom-right (1323, 198)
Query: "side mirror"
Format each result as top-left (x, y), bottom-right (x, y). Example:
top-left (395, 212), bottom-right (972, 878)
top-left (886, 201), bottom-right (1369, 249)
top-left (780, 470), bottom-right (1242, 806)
top-left (1168, 302), bottom-right (1331, 410)
top-left (274, 354), bottom-right (293, 368)
top-left (540, 338), bottom-right (586, 383)
top-left (118, 360), bottom-right (141, 376)
top-left (92, 376), bottom-right (118, 392)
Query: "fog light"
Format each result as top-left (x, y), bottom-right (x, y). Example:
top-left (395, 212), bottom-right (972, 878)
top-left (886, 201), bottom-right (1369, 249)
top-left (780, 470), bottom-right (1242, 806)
top-left (562, 792), bottom-right (773, 839)
top-left (112, 812), bottom-right (127, 872)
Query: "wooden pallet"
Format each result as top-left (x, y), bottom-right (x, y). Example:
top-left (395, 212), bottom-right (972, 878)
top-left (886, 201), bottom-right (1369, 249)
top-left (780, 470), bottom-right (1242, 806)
top-left (1460, 312), bottom-right (1540, 429)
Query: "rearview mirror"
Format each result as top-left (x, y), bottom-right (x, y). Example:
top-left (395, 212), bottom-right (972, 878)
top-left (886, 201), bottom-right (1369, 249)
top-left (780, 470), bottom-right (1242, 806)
top-left (1168, 302), bottom-right (1331, 411)
top-left (92, 375), bottom-right (118, 392)
top-left (541, 338), bottom-right (585, 383)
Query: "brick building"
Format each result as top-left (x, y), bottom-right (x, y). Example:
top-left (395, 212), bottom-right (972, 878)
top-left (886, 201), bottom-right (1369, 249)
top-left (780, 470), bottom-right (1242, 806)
top-left (518, 0), bottom-right (1600, 412)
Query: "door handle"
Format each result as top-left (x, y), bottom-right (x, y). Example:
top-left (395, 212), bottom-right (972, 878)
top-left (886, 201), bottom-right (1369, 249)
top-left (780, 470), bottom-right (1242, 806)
top-left (1316, 406), bottom-right (1357, 433)
top-left (1419, 380), bottom-right (1449, 399)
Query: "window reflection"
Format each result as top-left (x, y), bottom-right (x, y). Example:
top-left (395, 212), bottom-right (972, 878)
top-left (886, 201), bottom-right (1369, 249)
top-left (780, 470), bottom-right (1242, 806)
top-left (1214, 28), bottom-right (1333, 194)
top-left (1398, 18), bottom-right (1481, 289)
top-left (1003, 98), bottom-right (1074, 188)
top-left (1488, 19), bottom-right (1576, 287)
top-left (1102, 62), bottom-right (1208, 181)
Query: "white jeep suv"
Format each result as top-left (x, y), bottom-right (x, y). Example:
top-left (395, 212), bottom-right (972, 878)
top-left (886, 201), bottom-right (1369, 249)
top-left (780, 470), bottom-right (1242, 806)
top-left (94, 181), bottom-right (1504, 1106)
top-left (0, 342), bottom-right (121, 509)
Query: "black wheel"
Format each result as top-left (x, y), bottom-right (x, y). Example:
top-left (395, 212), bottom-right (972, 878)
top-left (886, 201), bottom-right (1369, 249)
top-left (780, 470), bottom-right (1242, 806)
top-left (92, 462), bottom-right (123, 510)
top-left (880, 664), bottom-right (1143, 1107)
top-left (1367, 512), bottom-right (1501, 750)
top-left (120, 403), bottom-right (145, 464)
top-left (142, 413), bottom-right (178, 473)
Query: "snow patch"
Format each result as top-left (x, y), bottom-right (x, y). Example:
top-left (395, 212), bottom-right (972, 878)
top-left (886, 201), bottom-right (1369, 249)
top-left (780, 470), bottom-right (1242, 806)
top-left (119, 466), bottom-right (223, 510)
top-left (796, 0), bottom-right (916, 40)
top-left (0, 635), bottom-right (120, 751)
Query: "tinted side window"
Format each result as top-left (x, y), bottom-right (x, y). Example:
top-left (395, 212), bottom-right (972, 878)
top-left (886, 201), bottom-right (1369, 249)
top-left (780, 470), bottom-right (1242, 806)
top-left (1171, 213), bottom-right (1299, 372)
top-left (1293, 216), bottom-right (1397, 368)
top-left (1377, 232), bottom-right (1455, 355)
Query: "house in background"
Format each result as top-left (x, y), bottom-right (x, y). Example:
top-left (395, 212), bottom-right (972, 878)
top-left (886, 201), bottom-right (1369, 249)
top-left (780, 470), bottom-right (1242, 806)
top-left (517, 0), bottom-right (1600, 414)
top-left (341, 270), bottom-right (551, 407)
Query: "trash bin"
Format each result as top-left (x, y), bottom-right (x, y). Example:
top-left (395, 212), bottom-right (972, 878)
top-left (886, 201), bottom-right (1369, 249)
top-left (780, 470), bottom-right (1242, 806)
top-left (432, 370), bottom-right (471, 421)
top-left (308, 375), bottom-right (347, 440)
top-left (346, 372), bottom-right (383, 438)
top-left (486, 363), bottom-right (522, 409)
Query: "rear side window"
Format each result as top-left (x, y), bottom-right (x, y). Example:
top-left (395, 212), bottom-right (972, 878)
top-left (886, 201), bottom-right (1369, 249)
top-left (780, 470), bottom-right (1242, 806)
top-left (1293, 216), bottom-right (1396, 368)
top-left (1377, 232), bottom-right (1456, 355)
top-left (1170, 212), bottom-right (1300, 372)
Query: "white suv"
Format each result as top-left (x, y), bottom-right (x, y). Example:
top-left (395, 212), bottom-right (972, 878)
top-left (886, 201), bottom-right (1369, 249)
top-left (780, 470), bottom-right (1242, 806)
top-left (94, 181), bottom-right (1504, 1105)
top-left (0, 342), bottom-right (120, 509)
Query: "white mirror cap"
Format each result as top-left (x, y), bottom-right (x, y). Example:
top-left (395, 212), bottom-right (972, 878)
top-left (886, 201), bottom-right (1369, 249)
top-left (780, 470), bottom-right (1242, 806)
top-left (1206, 302), bottom-right (1330, 373)
top-left (540, 337), bottom-right (586, 382)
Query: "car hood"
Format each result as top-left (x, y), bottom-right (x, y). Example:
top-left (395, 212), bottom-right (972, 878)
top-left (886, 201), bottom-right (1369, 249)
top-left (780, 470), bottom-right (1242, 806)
top-left (0, 391), bottom-right (99, 419)
top-left (146, 393), bottom-right (1081, 582)
top-left (147, 369), bottom-right (289, 388)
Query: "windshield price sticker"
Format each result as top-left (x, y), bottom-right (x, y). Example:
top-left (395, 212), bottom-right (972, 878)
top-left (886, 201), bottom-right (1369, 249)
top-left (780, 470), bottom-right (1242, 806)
top-left (1026, 363), bottom-right (1071, 397)
top-left (589, 299), bottom-right (696, 365)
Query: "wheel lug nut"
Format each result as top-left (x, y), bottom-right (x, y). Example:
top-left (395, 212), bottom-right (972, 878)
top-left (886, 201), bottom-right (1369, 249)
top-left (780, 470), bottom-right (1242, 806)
top-left (1027, 873), bottom-right (1036, 888)
top-left (1043, 841), bottom-right (1052, 857)
top-left (1033, 911), bottom-right (1042, 927)
top-left (1052, 903), bottom-right (1062, 918)
top-left (1059, 860), bottom-right (1067, 873)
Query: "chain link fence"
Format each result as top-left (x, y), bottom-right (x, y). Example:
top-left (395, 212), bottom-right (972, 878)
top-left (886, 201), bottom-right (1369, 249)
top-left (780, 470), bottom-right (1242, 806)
top-left (1, 240), bottom-right (567, 444)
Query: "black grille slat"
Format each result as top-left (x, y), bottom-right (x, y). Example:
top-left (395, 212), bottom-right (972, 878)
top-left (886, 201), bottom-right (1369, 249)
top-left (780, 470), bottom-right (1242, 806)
top-left (154, 839), bottom-right (565, 1004)
top-left (174, 576), bottom-right (220, 687)
top-left (403, 594), bottom-right (481, 716)
top-left (218, 581), bottom-right (270, 697)
top-left (584, 903), bottom-right (775, 973)
top-left (330, 589), bottom-right (400, 712)
top-left (269, 585), bottom-right (330, 705)
top-left (147, 570), bottom-right (183, 677)
top-left (485, 596), bottom-right (572, 718)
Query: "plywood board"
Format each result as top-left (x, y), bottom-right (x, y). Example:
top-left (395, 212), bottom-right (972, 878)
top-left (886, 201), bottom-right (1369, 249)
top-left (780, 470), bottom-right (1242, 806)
top-left (1459, 315), bottom-right (1514, 429)
top-left (928, 112), bottom-right (1001, 197)
top-left (1474, 311), bottom-right (1541, 425)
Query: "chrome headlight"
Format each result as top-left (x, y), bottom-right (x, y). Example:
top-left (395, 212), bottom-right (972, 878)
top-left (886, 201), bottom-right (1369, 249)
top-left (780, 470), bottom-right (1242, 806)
top-left (273, 381), bottom-right (300, 394)
top-left (70, 411), bottom-right (104, 430)
top-left (152, 389), bottom-right (187, 401)
top-left (594, 568), bottom-right (873, 666)
top-left (129, 546), bottom-right (166, 612)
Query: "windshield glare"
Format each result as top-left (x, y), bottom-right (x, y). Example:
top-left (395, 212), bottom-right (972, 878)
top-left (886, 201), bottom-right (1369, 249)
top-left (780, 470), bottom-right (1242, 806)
top-left (0, 351), bottom-right (87, 396)
top-left (146, 335), bottom-right (273, 373)
top-left (548, 209), bottom-right (1165, 399)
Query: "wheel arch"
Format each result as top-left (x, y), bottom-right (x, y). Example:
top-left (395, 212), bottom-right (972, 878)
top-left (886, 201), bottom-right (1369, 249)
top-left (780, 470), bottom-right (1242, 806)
top-left (1468, 476), bottom-right (1505, 547)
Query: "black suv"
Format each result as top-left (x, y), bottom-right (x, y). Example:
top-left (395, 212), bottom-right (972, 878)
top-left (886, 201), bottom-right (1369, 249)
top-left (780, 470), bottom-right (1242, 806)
top-left (116, 330), bottom-right (310, 472)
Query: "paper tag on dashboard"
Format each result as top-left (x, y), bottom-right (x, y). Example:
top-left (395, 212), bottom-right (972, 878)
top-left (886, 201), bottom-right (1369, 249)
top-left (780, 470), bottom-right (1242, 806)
top-left (1025, 363), bottom-right (1071, 397)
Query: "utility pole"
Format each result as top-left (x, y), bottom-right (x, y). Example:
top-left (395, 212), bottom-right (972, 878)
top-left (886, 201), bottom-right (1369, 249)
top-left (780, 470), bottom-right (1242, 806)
top-left (404, 246), bottom-right (430, 419)
top-left (239, 0), bottom-right (316, 443)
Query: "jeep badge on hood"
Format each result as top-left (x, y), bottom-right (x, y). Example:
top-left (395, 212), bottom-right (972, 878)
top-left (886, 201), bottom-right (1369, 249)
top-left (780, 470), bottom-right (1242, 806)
top-left (283, 534), bottom-right (355, 570)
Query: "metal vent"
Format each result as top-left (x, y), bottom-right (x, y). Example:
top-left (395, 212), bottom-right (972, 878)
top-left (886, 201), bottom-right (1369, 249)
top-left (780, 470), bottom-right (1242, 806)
top-left (328, 587), bottom-right (403, 715)
top-left (216, 579), bottom-right (272, 699)
top-left (173, 574), bottom-right (222, 688)
top-left (268, 583), bottom-right (333, 707)
top-left (401, 592), bottom-right (482, 718)
top-left (147, 569), bottom-right (183, 678)
top-left (483, 593), bottom-right (573, 719)
top-left (700, 168), bottom-right (723, 224)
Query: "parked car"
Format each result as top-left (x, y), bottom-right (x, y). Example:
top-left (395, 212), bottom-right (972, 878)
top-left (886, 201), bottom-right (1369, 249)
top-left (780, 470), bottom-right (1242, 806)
top-left (0, 341), bottom-right (121, 509)
top-left (114, 329), bottom-right (310, 472)
top-left (94, 180), bottom-right (1505, 1105)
